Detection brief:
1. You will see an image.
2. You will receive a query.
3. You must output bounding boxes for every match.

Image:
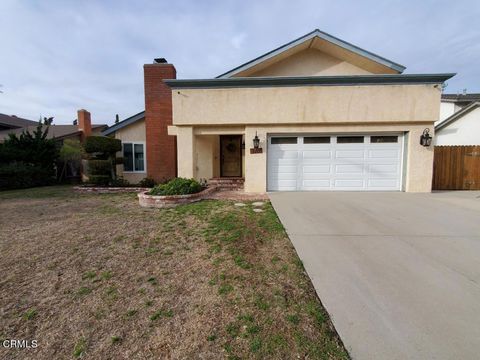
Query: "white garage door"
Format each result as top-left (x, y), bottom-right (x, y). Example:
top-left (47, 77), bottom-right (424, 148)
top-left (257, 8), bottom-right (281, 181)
top-left (267, 134), bottom-right (404, 191)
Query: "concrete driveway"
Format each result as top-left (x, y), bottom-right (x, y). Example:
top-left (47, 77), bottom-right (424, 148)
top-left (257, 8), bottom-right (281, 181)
top-left (269, 191), bottom-right (480, 360)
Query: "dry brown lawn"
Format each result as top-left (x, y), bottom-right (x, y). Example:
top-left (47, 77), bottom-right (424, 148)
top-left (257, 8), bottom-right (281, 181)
top-left (0, 186), bottom-right (348, 359)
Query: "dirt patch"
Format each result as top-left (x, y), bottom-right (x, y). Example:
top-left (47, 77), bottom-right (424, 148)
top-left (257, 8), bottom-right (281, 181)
top-left (0, 186), bottom-right (348, 359)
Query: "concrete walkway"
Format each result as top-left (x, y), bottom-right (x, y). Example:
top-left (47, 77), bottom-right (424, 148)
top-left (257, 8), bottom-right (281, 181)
top-left (269, 191), bottom-right (480, 360)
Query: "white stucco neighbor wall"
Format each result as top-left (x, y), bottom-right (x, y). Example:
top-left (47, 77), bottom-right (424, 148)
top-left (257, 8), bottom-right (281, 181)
top-left (439, 102), bottom-right (455, 121)
top-left (435, 107), bottom-right (480, 145)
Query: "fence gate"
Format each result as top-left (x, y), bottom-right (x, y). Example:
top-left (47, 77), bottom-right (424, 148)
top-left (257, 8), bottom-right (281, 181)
top-left (433, 146), bottom-right (480, 190)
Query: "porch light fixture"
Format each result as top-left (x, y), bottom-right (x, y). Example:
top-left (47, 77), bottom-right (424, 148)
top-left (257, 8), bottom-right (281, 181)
top-left (253, 132), bottom-right (260, 149)
top-left (420, 128), bottom-right (432, 147)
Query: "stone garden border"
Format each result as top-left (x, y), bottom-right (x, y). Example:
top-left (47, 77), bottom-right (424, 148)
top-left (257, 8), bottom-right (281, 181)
top-left (74, 186), bottom-right (150, 194)
top-left (138, 186), bottom-right (218, 208)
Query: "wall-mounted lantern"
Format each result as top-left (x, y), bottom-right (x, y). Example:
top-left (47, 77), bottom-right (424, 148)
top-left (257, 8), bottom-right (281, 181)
top-left (253, 132), bottom-right (260, 149)
top-left (420, 128), bottom-right (432, 147)
top-left (250, 131), bottom-right (263, 154)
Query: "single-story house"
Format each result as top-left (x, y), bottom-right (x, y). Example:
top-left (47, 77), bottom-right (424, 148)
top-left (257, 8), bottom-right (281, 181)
top-left (435, 93), bottom-right (480, 145)
top-left (102, 111), bottom-right (147, 184)
top-left (0, 113), bottom-right (38, 131)
top-left (0, 110), bottom-right (107, 143)
top-left (103, 29), bottom-right (454, 192)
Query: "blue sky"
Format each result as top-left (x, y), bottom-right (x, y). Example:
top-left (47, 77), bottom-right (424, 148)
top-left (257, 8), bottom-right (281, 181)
top-left (0, 0), bottom-right (479, 125)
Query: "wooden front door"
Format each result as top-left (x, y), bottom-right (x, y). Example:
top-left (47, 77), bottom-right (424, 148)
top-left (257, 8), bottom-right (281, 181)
top-left (220, 135), bottom-right (242, 177)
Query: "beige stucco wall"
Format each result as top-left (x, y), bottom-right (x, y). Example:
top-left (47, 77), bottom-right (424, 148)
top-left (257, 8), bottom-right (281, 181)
top-left (174, 123), bottom-right (435, 193)
top-left (171, 84), bottom-right (441, 193)
top-left (172, 84), bottom-right (441, 126)
top-left (249, 48), bottom-right (372, 77)
top-left (113, 119), bottom-right (147, 184)
top-left (232, 38), bottom-right (398, 77)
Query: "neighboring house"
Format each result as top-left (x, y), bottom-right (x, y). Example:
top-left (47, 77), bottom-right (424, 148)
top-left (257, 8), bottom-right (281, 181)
top-left (0, 110), bottom-right (107, 143)
top-left (102, 111), bottom-right (147, 184)
top-left (102, 29), bottom-right (454, 192)
top-left (435, 93), bottom-right (480, 145)
top-left (0, 113), bottom-right (38, 131)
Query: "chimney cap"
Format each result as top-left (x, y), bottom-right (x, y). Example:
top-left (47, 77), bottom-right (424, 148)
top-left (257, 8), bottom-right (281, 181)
top-left (154, 58), bottom-right (168, 64)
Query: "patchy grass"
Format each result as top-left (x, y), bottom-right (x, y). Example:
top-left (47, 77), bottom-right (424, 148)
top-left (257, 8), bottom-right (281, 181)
top-left (23, 308), bottom-right (37, 321)
top-left (73, 337), bottom-right (87, 358)
top-left (0, 186), bottom-right (348, 359)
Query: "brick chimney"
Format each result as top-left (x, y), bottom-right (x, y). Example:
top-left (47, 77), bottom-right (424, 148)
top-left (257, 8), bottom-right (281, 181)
top-left (77, 109), bottom-right (92, 140)
top-left (144, 59), bottom-right (177, 182)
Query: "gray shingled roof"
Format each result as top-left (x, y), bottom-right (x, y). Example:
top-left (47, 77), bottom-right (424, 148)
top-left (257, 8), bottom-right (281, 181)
top-left (0, 113), bottom-right (38, 129)
top-left (0, 124), bottom-right (107, 141)
top-left (441, 93), bottom-right (480, 103)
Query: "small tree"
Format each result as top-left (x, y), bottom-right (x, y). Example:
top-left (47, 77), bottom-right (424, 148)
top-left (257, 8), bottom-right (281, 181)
top-left (58, 139), bottom-right (83, 181)
top-left (0, 121), bottom-right (59, 189)
top-left (83, 136), bottom-right (121, 185)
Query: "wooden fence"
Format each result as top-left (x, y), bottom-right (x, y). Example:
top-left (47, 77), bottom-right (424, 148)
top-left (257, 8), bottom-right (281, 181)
top-left (433, 146), bottom-right (480, 190)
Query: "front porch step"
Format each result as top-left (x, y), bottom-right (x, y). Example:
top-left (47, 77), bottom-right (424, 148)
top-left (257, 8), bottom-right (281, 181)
top-left (208, 178), bottom-right (244, 190)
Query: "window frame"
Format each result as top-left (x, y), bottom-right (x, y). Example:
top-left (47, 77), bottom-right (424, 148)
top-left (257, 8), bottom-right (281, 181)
top-left (270, 137), bottom-right (298, 145)
top-left (122, 141), bottom-right (146, 173)
top-left (370, 135), bottom-right (399, 144)
top-left (303, 136), bottom-right (331, 144)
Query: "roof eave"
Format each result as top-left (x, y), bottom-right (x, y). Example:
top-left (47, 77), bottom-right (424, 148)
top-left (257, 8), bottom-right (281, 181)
top-left (166, 73), bottom-right (455, 89)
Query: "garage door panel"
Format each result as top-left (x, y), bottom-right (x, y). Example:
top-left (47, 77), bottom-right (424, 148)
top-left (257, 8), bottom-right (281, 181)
top-left (269, 179), bottom-right (297, 191)
top-left (335, 164), bottom-right (365, 174)
top-left (303, 150), bottom-right (332, 159)
top-left (367, 179), bottom-right (400, 188)
top-left (335, 150), bottom-right (365, 158)
top-left (333, 179), bottom-right (365, 188)
top-left (302, 180), bottom-right (331, 188)
top-left (368, 149), bottom-right (400, 159)
top-left (303, 165), bottom-right (331, 174)
top-left (268, 134), bottom-right (403, 191)
top-left (269, 150), bottom-right (299, 160)
top-left (367, 164), bottom-right (398, 174)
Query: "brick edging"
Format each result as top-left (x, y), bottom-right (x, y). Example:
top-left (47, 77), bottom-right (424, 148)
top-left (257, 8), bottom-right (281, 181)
top-left (138, 186), bottom-right (218, 208)
top-left (74, 186), bottom-right (150, 194)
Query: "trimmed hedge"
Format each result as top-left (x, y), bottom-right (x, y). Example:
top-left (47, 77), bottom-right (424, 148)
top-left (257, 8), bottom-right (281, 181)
top-left (0, 162), bottom-right (55, 190)
top-left (84, 136), bottom-right (121, 155)
top-left (87, 159), bottom-right (111, 175)
top-left (148, 178), bottom-right (203, 196)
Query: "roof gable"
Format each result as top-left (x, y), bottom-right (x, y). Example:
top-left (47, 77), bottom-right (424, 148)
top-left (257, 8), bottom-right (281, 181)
top-left (435, 101), bottom-right (480, 131)
top-left (102, 111), bottom-right (145, 136)
top-left (217, 29), bottom-right (406, 78)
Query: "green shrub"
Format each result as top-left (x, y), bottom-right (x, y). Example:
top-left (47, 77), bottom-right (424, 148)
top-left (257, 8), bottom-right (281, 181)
top-left (88, 175), bottom-right (110, 186)
top-left (87, 159), bottom-right (111, 176)
top-left (148, 178), bottom-right (203, 196)
top-left (0, 162), bottom-right (55, 190)
top-left (110, 177), bottom-right (130, 187)
top-left (139, 177), bottom-right (157, 188)
top-left (83, 136), bottom-right (121, 155)
top-left (0, 122), bottom-right (58, 190)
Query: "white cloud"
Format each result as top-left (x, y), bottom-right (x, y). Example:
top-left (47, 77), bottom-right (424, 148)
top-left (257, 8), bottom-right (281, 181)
top-left (0, 0), bottom-right (478, 125)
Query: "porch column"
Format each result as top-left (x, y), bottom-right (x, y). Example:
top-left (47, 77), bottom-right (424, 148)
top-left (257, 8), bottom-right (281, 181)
top-left (244, 126), bottom-right (267, 193)
top-left (176, 126), bottom-right (196, 178)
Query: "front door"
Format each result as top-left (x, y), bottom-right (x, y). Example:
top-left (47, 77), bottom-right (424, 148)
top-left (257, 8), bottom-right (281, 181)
top-left (220, 135), bottom-right (242, 177)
